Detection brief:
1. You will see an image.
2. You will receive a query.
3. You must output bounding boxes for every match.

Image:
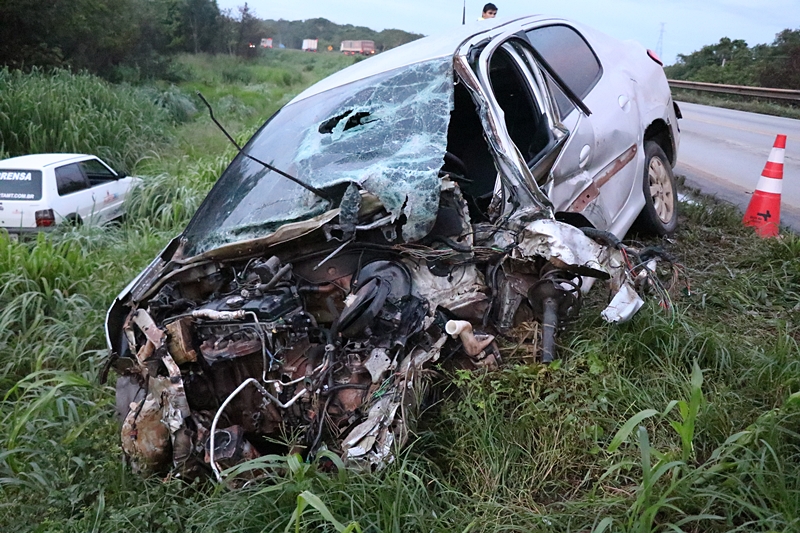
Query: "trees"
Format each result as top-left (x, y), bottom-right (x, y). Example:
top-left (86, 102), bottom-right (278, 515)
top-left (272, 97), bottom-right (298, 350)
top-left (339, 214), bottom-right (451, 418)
top-left (235, 3), bottom-right (264, 57)
top-left (666, 37), bottom-right (757, 85)
top-left (757, 29), bottom-right (800, 89)
top-left (665, 29), bottom-right (800, 89)
top-left (253, 18), bottom-right (422, 54)
top-left (0, 0), bottom-right (223, 78)
top-left (0, 1), bottom-right (422, 79)
top-left (0, 0), bottom-right (140, 72)
top-left (167, 0), bottom-right (223, 54)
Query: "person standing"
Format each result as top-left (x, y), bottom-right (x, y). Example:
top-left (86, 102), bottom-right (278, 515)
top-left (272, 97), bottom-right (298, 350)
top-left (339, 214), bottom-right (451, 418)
top-left (479, 3), bottom-right (497, 20)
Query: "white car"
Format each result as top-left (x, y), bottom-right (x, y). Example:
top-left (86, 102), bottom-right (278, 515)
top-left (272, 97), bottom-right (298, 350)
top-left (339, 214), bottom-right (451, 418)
top-left (106, 16), bottom-right (681, 478)
top-left (0, 153), bottom-right (140, 234)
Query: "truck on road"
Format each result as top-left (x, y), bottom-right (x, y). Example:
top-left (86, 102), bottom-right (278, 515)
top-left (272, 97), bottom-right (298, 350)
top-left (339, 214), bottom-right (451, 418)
top-left (302, 39), bottom-right (318, 52)
top-left (340, 40), bottom-right (376, 55)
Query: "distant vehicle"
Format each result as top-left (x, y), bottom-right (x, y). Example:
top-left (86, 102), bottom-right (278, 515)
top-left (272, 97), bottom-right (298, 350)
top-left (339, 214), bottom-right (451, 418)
top-left (261, 38), bottom-right (273, 49)
top-left (340, 40), bottom-right (376, 55)
top-left (0, 153), bottom-right (140, 234)
top-left (301, 39), bottom-right (318, 52)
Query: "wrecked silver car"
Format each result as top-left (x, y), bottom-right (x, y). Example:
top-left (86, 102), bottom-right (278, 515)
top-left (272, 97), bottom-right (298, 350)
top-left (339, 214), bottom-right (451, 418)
top-left (106, 16), bottom-right (680, 480)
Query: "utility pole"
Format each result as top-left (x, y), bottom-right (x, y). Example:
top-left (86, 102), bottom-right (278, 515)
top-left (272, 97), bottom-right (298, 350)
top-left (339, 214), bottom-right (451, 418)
top-left (656, 23), bottom-right (665, 59)
top-left (462, 0), bottom-right (466, 25)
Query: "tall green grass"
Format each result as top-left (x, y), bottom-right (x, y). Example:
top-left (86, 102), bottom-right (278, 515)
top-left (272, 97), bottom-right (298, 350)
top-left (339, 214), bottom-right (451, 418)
top-left (0, 68), bottom-right (177, 171)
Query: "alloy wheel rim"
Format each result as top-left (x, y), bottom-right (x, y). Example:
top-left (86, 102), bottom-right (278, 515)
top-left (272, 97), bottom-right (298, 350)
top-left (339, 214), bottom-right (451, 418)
top-left (648, 157), bottom-right (674, 224)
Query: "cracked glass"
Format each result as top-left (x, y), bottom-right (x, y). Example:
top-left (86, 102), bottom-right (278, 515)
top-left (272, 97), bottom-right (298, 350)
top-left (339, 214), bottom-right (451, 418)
top-left (183, 58), bottom-right (454, 256)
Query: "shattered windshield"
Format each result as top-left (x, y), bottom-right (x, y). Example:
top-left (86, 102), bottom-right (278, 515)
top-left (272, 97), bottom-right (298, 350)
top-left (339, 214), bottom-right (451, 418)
top-left (183, 57), bottom-right (455, 256)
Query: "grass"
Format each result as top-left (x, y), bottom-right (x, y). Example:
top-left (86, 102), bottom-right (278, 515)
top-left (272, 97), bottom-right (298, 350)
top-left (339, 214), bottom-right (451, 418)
top-left (0, 68), bottom-right (175, 171)
top-left (1, 54), bottom-right (800, 532)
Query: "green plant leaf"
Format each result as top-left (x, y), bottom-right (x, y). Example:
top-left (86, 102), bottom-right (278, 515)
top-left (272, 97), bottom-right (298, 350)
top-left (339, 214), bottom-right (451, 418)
top-left (608, 409), bottom-right (659, 452)
top-left (287, 453), bottom-right (304, 475)
top-left (592, 517), bottom-right (614, 533)
top-left (286, 490), bottom-right (361, 533)
top-left (220, 454), bottom-right (289, 479)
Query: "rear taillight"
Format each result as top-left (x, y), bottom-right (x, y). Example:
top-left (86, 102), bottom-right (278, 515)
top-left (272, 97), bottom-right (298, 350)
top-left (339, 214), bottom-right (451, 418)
top-left (35, 209), bottom-right (55, 227)
top-left (647, 49), bottom-right (663, 66)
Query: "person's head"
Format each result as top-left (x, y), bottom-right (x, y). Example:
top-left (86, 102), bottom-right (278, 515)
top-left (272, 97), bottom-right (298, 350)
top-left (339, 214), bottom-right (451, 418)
top-left (482, 3), bottom-right (497, 18)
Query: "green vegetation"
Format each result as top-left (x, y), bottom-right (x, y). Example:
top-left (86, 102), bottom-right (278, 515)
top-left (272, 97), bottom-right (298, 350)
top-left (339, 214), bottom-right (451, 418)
top-left (0, 0), bottom-right (420, 81)
top-left (257, 17), bottom-right (423, 53)
top-left (0, 68), bottom-right (175, 170)
top-left (666, 29), bottom-right (800, 119)
top-left (665, 30), bottom-right (800, 89)
top-left (671, 89), bottom-right (800, 121)
top-left (2, 53), bottom-right (800, 533)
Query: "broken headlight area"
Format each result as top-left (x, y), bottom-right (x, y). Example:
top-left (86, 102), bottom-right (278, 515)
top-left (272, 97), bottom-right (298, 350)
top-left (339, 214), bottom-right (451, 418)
top-left (110, 181), bottom-right (678, 482)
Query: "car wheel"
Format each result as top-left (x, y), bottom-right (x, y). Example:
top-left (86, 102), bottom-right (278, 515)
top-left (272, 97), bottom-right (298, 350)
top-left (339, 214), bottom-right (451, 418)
top-left (64, 214), bottom-right (83, 226)
top-left (635, 141), bottom-right (677, 235)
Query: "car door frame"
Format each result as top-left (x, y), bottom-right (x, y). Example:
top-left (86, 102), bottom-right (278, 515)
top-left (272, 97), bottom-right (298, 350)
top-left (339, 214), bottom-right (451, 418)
top-left (454, 27), bottom-right (557, 222)
top-left (454, 20), bottom-right (599, 225)
top-left (52, 161), bottom-right (97, 224)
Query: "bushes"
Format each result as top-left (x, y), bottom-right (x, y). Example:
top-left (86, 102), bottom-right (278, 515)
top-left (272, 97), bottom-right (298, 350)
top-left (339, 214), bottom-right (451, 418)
top-left (138, 85), bottom-right (198, 123)
top-left (123, 154), bottom-right (229, 230)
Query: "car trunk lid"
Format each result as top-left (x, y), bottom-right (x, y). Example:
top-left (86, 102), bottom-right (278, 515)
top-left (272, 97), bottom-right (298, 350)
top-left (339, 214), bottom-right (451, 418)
top-left (0, 169), bottom-right (43, 229)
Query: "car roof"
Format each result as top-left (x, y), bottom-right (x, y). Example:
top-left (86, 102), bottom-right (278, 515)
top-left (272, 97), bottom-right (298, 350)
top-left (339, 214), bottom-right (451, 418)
top-left (0, 153), bottom-right (95, 169)
top-left (289, 15), bottom-right (550, 104)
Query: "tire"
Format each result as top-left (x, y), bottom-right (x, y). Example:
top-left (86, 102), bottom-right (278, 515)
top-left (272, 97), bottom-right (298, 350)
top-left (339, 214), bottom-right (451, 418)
top-left (634, 141), bottom-right (678, 235)
top-left (64, 214), bottom-right (83, 227)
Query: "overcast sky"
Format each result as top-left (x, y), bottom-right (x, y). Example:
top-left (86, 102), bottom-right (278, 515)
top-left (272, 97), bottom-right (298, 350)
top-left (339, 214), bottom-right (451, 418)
top-left (216, 0), bottom-right (800, 64)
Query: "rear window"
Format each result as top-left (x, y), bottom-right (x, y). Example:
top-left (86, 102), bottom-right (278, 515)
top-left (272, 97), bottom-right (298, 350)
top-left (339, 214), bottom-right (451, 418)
top-left (0, 169), bottom-right (43, 200)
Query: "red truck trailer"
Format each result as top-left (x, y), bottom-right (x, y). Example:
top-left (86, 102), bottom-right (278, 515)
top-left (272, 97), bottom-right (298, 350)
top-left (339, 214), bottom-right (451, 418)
top-left (340, 40), bottom-right (376, 55)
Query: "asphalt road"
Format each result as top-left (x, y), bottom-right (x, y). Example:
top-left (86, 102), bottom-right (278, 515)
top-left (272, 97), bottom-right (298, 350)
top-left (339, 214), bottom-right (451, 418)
top-left (674, 101), bottom-right (800, 232)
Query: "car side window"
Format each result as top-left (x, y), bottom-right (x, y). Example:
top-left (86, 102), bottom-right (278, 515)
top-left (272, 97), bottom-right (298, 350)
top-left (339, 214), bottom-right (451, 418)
top-left (81, 159), bottom-right (117, 185)
top-left (55, 163), bottom-right (89, 195)
top-left (526, 25), bottom-right (602, 101)
top-left (488, 46), bottom-right (551, 167)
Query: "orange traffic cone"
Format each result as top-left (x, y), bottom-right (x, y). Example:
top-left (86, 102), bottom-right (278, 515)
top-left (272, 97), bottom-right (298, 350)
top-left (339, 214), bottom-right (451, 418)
top-left (743, 134), bottom-right (786, 237)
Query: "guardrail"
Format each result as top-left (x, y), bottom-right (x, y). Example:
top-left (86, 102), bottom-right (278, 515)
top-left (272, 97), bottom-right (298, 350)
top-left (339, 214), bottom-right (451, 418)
top-left (668, 79), bottom-right (800, 103)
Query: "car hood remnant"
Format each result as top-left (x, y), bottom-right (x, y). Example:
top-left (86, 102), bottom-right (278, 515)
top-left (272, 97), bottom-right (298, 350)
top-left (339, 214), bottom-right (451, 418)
top-left (107, 16), bottom-right (682, 482)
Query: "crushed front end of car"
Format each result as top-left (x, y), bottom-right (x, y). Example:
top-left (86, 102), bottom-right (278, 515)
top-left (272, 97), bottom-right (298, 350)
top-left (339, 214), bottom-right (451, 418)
top-left (105, 54), bottom-right (661, 482)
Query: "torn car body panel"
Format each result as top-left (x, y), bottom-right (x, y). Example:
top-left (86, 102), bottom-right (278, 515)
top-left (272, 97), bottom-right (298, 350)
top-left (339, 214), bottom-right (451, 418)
top-left (107, 15), bottom-right (679, 480)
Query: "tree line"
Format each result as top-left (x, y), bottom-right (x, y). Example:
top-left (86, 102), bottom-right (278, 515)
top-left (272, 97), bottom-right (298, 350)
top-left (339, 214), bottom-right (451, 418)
top-left (665, 29), bottom-right (800, 89)
top-left (256, 18), bottom-right (422, 53)
top-left (0, 1), bottom-right (421, 82)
